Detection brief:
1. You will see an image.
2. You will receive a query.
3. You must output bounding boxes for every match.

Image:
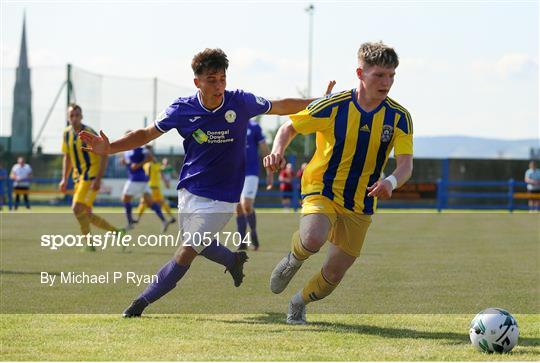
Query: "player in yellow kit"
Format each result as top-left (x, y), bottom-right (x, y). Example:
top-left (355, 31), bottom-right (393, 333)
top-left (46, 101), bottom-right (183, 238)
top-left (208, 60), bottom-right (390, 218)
top-left (59, 103), bottom-right (125, 252)
top-left (134, 146), bottom-right (176, 226)
top-left (264, 42), bottom-right (414, 324)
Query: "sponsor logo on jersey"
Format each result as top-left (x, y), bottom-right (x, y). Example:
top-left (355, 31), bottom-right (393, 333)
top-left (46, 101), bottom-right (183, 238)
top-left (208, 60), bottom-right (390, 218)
top-left (192, 129), bottom-right (208, 144)
top-left (189, 116), bottom-right (201, 122)
top-left (192, 129), bottom-right (235, 145)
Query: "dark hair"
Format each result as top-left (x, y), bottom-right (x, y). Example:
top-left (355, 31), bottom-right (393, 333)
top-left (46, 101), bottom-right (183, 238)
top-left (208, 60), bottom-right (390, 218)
top-left (67, 103), bottom-right (82, 113)
top-left (191, 48), bottom-right (229, 75)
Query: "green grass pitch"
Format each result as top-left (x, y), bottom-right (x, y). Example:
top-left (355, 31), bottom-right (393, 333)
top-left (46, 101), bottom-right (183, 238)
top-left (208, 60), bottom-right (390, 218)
top-left (1, 207), bottom-right (539, 360)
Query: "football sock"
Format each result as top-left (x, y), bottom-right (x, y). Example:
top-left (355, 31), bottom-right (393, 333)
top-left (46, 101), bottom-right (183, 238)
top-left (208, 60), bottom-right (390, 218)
top-left (139, 259), bottom-right (190, 304)
top-left (246, 211), bottom-right (258, 245)
top-left (301, 269), bottom-right (338, 304)
top-left (291, 230), bottom-right (318, 261)
top-left (161, 200), bottom-right (173, 218)
top-left (136, 202), bottom-right (146, 220)
top-left (150, 203), bottom-right (166, 222)
top-left (236, 214), bottom-right (247, 238)
top-left (89, 213), bottom-right (116, 231)
top-left (124, 202), bottom-right (134, 224)
top-left (199, 240), bottom-right (236, 269)
top-left (74, 210), bottom-right (91, 235)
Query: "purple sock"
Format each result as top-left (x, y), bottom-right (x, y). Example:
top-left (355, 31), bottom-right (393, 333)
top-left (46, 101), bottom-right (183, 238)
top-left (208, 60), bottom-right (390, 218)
top-left (246, 211), bottom-right (258, 242)
top-left (236, 215), bottom-right (247, 238)
top-left (151, 202), bottom-right (166, 222)
top-left (124, 202), bottom-right (133, 224)
top-left (139, 259), bottom-right (190, 304)
top-left (199, 240), bottom-right (235, 269)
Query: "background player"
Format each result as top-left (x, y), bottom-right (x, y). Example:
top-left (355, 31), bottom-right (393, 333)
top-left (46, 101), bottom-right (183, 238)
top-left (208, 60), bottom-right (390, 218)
top-left (278, 162), bottom-right (294, 210)
top-left (80, 48), bottom-right (320, 318)
top-left (524, 160), bottom-right (540, 212)
top-left (121, 142), bottom-right (170, 232)
top-left (236, 118), bottom-right (273, 251)
top-left (134, 145), bottom-right (176, 225)
top-left (10, 156), bottom-right (32, 210)
top-left (265, 42), bottom-right (413, 324)
top-left (59, 103), bottom-right (124, 252)
top-left (160, 157), bottom-right (176, 187)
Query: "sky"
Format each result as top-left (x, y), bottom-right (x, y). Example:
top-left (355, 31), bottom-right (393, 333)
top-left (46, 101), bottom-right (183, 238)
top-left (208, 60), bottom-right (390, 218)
top-left (1, 0), bottom-right (539, 154)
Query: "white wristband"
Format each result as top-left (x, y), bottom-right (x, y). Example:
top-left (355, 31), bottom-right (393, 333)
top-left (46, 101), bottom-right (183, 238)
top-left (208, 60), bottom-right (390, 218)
top-left (385, 175), bottom-right (398, 190)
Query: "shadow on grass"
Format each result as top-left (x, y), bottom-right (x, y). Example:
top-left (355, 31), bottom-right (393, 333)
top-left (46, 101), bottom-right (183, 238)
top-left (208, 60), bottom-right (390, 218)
top-left (0, 270), bottom-right (61, 276)
top-left (194, 312), bottom-right (540, 348)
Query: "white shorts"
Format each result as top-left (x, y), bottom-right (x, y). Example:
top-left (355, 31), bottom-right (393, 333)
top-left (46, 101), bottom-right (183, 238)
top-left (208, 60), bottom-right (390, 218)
top-left (177, 188), bottom-right (235, 253)
top-left (240, 175), bottom-right (259, 200)
top-left (122, 180), bottom-right (151, 198)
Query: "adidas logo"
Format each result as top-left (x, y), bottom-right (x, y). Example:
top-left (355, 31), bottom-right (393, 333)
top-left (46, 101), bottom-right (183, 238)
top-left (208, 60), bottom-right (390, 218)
top-left (360, 124), bottom-right (370, 133)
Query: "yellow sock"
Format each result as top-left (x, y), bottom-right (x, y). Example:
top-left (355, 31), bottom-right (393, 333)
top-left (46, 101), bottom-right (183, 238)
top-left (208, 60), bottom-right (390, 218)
top-left (75, 210), bottom-right (91, 235)
top-left (89, 213), bottom-right (116, 231)
top-left (291, 230), bottom-right (317, 261)
top-left (301, 269), bottom-right (338, 303)
top-left (136, 202), bottom-right (146, 219)
top-left (161, 200), bottom-right (173, 218)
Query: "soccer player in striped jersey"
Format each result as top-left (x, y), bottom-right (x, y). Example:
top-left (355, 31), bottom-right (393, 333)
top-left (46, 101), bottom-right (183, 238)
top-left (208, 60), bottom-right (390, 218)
top-left (134, 146), bottom-right (176, 224)
top-left (59, 103), bottom-right (124, 252)
top-left (265, 42), bottom-right (414, 324)
top-left (80, 48), bottom-right (319, 317)
top-left (122, 145), bottom-right (171, 232)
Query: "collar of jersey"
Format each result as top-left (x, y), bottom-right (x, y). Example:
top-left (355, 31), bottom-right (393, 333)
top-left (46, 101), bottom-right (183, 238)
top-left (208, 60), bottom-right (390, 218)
top-left (197, 91), bottom-right (225, 113)
top-left (351, 88), bottom-right (386, 116)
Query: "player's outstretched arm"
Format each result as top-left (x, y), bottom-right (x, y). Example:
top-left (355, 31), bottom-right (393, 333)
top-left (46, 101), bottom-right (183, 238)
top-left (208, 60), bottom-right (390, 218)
top-left (367, 154), bottom-right (413, 200)
top-left (80, 125), bottom-right (161, 155)
top-left (263, 121), bottom-right (297, 173)
top-left (268, 80), bottom-right (337, 116)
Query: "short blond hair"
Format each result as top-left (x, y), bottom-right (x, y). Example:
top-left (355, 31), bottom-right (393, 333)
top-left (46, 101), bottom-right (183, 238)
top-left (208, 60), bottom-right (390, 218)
top-left (358, 41), bottom-right (399, 68)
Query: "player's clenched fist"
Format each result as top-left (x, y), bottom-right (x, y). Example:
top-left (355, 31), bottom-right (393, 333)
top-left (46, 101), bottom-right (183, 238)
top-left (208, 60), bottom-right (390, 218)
top-left (263, 153), bottom-right (286, 173)
top-left (79, 130), bottom-right (111, 155)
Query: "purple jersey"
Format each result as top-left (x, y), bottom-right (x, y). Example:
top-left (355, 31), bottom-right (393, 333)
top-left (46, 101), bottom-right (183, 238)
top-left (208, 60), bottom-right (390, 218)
top-left (245, 120), bottom-right (265, 176)
top-left (124, 148), bottom-right (148, 182)
top-left (154, 89), bottom-right (271, 202)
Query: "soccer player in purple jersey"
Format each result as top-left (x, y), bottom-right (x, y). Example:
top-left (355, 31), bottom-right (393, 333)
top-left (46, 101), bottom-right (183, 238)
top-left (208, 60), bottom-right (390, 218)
top-left (236, 119), bottom-right (273, 251)
top-left (80, 48), bottom-right (321, 317)
top-left (122, 145), bottom-right (172, 232)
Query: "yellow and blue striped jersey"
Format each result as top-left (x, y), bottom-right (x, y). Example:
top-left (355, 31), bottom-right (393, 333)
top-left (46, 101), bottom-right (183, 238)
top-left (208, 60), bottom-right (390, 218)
top-left (144, 161), bottom-right (162, 188)
top-left (61, 124), bottom-right (101, 181)
top-left (291, 89), bottom-right (413, 214)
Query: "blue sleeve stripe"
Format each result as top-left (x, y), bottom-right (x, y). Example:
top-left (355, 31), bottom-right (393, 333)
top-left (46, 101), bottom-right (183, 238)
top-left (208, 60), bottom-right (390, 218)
top-left (386, 98), bottom-right (412, 134)
top-left (307, 89), bottom-right (350, 111)
top-left (308, 91), bottom-right (351, 115)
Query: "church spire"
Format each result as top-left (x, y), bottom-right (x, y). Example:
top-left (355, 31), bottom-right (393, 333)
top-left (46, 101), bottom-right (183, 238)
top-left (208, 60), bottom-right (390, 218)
top-left (11, 12), bottom-right (33, 154)
top-left (18, 12), bottom-right (28, 69)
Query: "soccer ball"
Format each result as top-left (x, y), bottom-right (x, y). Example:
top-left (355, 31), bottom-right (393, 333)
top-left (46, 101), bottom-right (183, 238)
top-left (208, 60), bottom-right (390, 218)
top-left (469, 308), bottom-right (519, 353)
